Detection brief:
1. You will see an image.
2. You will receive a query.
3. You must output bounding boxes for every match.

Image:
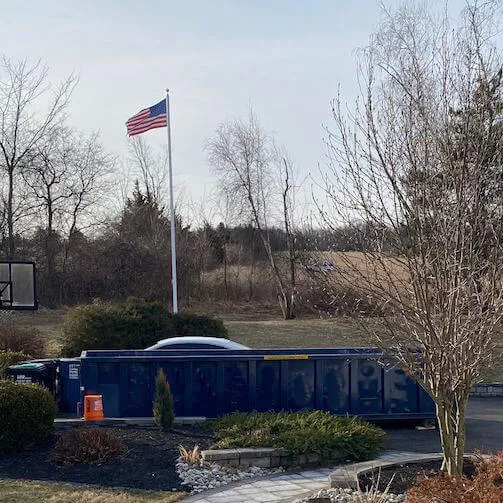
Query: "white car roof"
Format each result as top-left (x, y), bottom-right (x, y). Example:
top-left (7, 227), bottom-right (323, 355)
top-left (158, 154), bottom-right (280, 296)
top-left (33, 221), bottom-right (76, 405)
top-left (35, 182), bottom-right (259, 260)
top-left (145, 336), bottom-right (249, 350)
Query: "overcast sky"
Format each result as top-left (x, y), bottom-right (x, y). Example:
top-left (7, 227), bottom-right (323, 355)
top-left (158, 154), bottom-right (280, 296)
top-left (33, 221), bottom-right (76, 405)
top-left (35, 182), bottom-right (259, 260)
top-left (0, 0), bottom-right (471, 224)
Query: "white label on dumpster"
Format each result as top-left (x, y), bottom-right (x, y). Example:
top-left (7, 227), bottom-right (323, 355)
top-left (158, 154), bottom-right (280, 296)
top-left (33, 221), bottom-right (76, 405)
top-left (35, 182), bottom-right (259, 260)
top-left (69, 364), bottom-right (80, 380)
top-left (16, 374), bottom-right (32, 384)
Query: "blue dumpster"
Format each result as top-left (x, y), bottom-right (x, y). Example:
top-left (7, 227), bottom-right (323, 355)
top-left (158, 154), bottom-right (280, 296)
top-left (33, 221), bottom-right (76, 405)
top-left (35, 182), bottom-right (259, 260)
top-left (79, 348), bottom-right (435, 421)
top-left (58, 358), bottom-right (82, 413)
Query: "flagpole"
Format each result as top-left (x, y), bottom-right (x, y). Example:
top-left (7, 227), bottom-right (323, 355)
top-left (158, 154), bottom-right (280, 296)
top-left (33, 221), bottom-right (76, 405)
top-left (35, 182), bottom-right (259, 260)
top-left (166, 89), bottom-right (178, 313)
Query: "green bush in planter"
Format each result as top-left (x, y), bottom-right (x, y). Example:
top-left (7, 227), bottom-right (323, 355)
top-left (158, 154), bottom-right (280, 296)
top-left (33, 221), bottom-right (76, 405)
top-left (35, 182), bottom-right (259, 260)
top-left (0, 379), bottom-right (57, 451)
top-left (208, 410), bottom-right (385, 461)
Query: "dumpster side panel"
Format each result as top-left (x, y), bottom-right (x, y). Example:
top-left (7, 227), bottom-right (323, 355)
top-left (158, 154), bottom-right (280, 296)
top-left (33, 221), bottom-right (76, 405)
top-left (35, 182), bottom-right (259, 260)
top-left (256, 361), bottom-right (281, 412)
top-left (419, 384), bottom-right (436, 414)
top-left (192, 362), bottom-right (218, 417)
top-left (287, 360), bottom-right (315, 411)
top-left (321, 359), bottom-right (350, 414)
top-left (221, 361), bottom-right (249, 415)
top-left (159, 362), bottom-right (187, 417)
top-left (124, 362), bottom-right (151, 417)
top-left (352, 359), bottom-right (383, 415)
top-left (385, 368), bottom-right (419, 414)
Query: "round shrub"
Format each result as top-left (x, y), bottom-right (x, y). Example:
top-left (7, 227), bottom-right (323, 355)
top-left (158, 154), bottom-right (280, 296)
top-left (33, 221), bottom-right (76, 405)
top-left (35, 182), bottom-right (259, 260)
top-left (0, 379), bottom-right (57, 451)
top-left (52, 428), bottom-right (124, 466)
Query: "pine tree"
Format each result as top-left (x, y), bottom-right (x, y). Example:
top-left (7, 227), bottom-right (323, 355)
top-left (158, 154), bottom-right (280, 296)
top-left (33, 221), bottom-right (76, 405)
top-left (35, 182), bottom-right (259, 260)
top-left (153, 369), bottom-right (175, 432)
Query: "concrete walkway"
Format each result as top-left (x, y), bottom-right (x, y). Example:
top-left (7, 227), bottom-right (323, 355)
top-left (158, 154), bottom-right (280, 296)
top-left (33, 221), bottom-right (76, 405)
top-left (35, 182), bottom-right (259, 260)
top-left (182, 451), bottom-right (431, 503)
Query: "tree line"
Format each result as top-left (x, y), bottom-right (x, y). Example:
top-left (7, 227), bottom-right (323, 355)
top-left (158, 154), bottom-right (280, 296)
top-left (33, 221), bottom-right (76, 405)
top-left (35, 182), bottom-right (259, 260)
top-left (0, 60), bottom-right (390, 311)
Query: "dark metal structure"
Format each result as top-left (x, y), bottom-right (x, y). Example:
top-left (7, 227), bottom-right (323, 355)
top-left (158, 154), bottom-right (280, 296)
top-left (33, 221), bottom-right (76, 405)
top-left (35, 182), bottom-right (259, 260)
top-left (79, 348), bottom-right (435, 420)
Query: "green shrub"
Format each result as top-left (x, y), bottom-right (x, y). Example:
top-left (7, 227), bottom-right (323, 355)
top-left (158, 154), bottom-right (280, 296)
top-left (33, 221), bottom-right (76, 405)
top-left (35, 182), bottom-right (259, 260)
top-left (52, 428), bottom-right (124, 466)
top-left (0, 323), bottom-right (46, 358)
top-left (0, 379), bottom-right (57, 451)
top-left (60, 298), bottom-right (228, 356)
top-left (0, 350), bottom-right (31, 378)
top-left (172, 313), bottom-right (227, 338)
top-left (153, 369), bottom-right (175, 432)
top-left (208, 411), bottom-right (385, 461)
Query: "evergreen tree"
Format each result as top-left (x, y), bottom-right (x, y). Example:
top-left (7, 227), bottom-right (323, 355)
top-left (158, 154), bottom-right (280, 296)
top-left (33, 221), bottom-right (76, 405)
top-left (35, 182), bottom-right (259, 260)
top-left (153, 369), bottom-right (175, 432)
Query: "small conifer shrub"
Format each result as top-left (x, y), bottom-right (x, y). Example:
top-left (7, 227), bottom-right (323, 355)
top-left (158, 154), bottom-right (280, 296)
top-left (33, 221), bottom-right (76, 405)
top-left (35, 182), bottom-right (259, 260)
top-left (153, 368), bottom-right (175, 432)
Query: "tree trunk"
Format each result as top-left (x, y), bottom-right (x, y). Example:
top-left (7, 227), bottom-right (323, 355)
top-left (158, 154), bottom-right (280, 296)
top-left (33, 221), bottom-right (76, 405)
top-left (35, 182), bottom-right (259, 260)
top-left (435, 391), bottom-right (468, 477)
top-left (259, 232), bottom-right (295, 320)
top-left (45, 195), bottom-right (58, 308)
top-left (223, 243), bottom-right (228, 300)
top-left (282, 158), bottom-right (297, 319)
top-left (7, 167), bottom-right (14, 259)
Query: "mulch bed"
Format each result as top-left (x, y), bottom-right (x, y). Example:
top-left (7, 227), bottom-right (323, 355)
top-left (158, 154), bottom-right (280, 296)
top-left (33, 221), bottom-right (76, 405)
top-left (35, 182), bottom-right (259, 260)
top-left (358, 459), bottom-right (477, 494)
top-left (0, 425), bottom-right (213, 491)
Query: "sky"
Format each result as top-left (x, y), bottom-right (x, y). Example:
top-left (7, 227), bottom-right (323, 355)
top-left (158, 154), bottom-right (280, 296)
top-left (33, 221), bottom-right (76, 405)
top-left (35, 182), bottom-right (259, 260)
top-left (0, 0), bottom-right (471, 225)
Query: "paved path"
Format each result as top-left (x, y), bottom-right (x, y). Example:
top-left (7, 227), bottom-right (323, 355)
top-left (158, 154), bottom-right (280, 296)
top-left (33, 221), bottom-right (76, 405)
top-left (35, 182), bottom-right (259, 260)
top-left (182, 466), bottom-right (334, 503)
top-left (181, 451), bottom-right (435, 503)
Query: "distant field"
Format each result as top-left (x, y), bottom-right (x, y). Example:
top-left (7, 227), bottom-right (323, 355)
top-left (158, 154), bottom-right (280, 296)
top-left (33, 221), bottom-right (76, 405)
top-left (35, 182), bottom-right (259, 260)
top-left (4, 305), bottom-right (503, 382)
top-left (225, 318), bottom-right (375, 348)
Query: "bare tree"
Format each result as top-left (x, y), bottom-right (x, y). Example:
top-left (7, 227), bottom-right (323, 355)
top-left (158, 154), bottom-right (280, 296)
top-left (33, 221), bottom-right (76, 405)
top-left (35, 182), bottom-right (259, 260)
top-left (207, 113), bottom-right (299, 319)
top-left (280, 155), bottom-right (298, 318)
top-left (0, 57), bottom-right (77, 257)
top-left (320, 1), bottom-right (503, 476)
top-left (128, 136), bottom-right (167, 206)
top-left (23, 128), bottom-right (113, 304)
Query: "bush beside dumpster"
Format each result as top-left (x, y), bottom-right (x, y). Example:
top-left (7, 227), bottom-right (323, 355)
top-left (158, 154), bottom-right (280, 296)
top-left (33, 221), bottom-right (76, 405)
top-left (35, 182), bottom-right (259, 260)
top-left (0, 379), bottom-right (57, 451)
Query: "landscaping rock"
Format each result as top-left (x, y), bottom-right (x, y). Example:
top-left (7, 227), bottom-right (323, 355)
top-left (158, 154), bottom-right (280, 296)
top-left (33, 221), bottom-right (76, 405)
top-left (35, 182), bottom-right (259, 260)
top-left (293, 487), bottom-right (405, 503)
top-left (176, 458), bottom-right (284, 494)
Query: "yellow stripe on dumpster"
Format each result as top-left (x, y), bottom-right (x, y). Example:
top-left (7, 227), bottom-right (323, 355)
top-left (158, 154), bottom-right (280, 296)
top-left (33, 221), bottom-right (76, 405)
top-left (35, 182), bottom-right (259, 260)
top-left (263, 354), bottom-right (309, 360)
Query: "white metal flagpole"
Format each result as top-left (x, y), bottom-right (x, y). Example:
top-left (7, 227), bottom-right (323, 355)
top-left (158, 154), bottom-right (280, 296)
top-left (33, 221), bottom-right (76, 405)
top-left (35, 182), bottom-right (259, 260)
top-left (166, 89), bottom-right (178, 313)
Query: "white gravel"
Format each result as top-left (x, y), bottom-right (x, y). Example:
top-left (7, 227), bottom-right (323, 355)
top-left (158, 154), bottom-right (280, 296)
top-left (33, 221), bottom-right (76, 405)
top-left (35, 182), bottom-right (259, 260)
top-left (292, 487), bottom-right (405, 502)
top-left (176, 459), bottom-right (284, 494)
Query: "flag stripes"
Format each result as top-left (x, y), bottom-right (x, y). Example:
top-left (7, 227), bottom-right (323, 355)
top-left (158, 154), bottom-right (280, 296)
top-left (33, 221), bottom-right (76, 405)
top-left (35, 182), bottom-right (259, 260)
top-left (126, 99), bottom-right (167, 136)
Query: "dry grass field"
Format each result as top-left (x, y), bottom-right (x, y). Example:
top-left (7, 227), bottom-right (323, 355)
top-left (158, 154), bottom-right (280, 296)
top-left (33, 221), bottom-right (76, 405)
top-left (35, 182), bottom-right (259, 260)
top-left (0, 479), bottom-right (185, 503)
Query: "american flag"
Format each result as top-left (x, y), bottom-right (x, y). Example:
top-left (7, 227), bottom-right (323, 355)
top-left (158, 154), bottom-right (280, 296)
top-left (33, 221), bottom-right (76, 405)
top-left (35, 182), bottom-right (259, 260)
top-left (126, 99), bottom-right (167, 136)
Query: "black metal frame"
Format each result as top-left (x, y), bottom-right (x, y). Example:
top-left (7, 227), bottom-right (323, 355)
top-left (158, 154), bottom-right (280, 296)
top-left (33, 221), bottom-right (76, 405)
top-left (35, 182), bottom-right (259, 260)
top-left (0, 260), bottom-right (37, 310)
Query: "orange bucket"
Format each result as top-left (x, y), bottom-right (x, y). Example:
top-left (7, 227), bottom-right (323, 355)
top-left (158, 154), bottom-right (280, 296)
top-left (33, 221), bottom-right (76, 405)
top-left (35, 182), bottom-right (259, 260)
top-left (83, 394), bottom-right (104, 421)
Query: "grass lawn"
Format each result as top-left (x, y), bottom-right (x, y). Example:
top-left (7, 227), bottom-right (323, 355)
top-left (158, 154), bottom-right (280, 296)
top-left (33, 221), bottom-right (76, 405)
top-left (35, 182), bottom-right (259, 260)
top-left (0, 479), bottom-right (185, 503)
top-left (225, 317), bottom-right (375, 348)
top-left (6, 307), bottom-right (503, 381)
